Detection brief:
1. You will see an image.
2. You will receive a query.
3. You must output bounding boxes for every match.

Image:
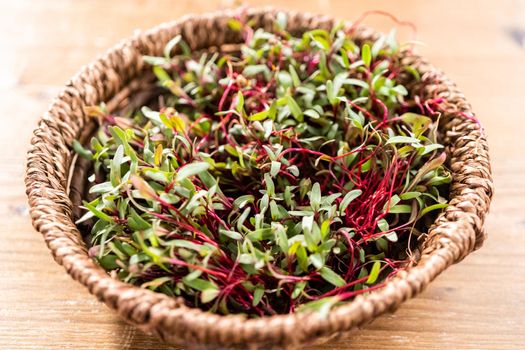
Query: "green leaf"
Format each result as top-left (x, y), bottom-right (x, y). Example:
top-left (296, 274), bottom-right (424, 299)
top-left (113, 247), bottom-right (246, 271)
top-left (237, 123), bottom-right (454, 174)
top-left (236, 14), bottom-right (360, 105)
top-left (385, 195), bottom-right (401, 209)
top-left (304, 109), bottom-right (320, 119)
top-left (164, 35), bottom-right (182, 59)
top-left (292, 281), bottom-right (307, 299)
top-left (141, 106), bottom-right (162, 124)
top-left (182, 277), bottom-right (217, 292)
top-left (201, 288), bottom-right (220, 303)
top-left (419, 144), bottom-right (444, 156)
top-left (344, 78), bottom-right (369, 89)
top-left (362, 43), bottom-right (371, 67)
top-left (72, 140), bottom-right (93, 159)
top-left (400, 113), bottom-right (431, 137)
top-left (273, 223), bottom-right (289, 254)
top-left (386, 28), bottom-right (399, 52)
top-left (302, 215), bottom-right (314, 236)
top-left (330, 72), bottom-right (349, 105)
top-left (142, 55), bottom-right (168, 66)
top-left (426, 175), bottom-right (451, 186)
top-left (384, 231), bottom-right (398, 242)
top-left (142, 168), bottom-right (170, 184)
top-left (371, 34), bottom-right (386, 57)
top-left (277, 71), bottom-right (292, 88)
top-left (98, 254), bottom-right (119, 269)
top-left (246, 228), bottom-right (272, 242)
top-left (264, 173), bottom-right (275, 196)
top-left (109, 126), bottom-right (138, 173)
top-left (377, 218), bottom-right (389, 232)
top-left (419, 203), bottom-right (449, 217)
top-left (296, 244), bottom-right (309, 272)
top-left (289, 65), bottom-right (301, 87)
top-left (248, 109), bottom-right (269, 121)
top-left (236, 207), bottom-right (251, 231)
top-left (288, 210), bottom-right (315, 216)
top-left (186, 267), bottom-right (203, 280)
top-left (269, 200), bottom-right (281, 220)
top-left (388, 204), bottom-right (412, 214)
top-left (340, 189), bottom-right (362, 213)
top-left (287, 165), bottom-right (299, 177)
top-left (320, 220), bottom-right (331, 239)
top-left (262, 119), bottom-right (273, 139)
top-left (270, 161), bottom-right (281, 177)
top-left (120, 243), bottom-right (137, 257)
top-left (408, 153), bottom-right (447, 191)
top-left (198, 170), bottom-right (217, 189)
top-left (339, 48), bottom-right (350, 68)
top-left (171, 240), bottom-right (206, 253)
top-left (286, 95), bottom-right (304, 122)
top-left (239, 253), bottom-right (256, 265)
top-left (130, 174), bottom-right (157, 200)
top-left (400, 192), bottom-right (421, 200)
top-left (83, 201), bottom-right (113, 222)
top-left (366, 261), bottom-right (381, 284)
top-left (252, 286), bottom-right (264, 306)
top-left (236, 91), bottom-right (244, 114)
top-left (243, 64), bottom-right (270, 77)
top-left (276, 12), bottom-right (287, 31)
top-left (319, 266), bottom-right (346, 287)
top-left (159, 113), bottom-right (174, 129)
top-left (227, 18), bottom-right (242, 31)
top-left (386, 136), bottom-right (420, 144)
top-left (141, 276), bottom-right (172, 290)
top-left (393, 85), bottom-right (408, 96)
top-left (326, 80), bottom-right (336, 106)
top-left (375, 237), bottom-right (388, 251)
top-left (233, 195), bottom-right (255, 209)
top-left (219, 229), bottom-right (243, 241)
top-left (128, 208), bottom-right (151, 230)
top-left (153, 65), bottom-right (172, 83)
top-left (346, 105), bottom-right (365, 129)
top-left (361, 159), bottom-right (372, 172)
top-left (268, 101), bottom-right (277, 120)
top-left (176, 162), bottom-right (210, 182)
top-left (310, 253), bottom-right (324, 269)
top-left (309, 182), bottom-right (321, 210)
top-left (403, 65), bottom-right (421, 81)
top-left (110, 145), bottom-right (124, 186)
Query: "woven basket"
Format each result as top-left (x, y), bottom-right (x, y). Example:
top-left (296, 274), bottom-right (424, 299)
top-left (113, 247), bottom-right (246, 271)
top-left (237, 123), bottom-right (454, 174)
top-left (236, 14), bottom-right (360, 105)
top-left (25, 8), bottom-right (493, 349)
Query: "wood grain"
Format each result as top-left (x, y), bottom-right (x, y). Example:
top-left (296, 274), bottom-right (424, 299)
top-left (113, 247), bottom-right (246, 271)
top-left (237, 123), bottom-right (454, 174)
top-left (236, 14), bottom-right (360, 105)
top-left (1, 0), bottom-right (524, 349)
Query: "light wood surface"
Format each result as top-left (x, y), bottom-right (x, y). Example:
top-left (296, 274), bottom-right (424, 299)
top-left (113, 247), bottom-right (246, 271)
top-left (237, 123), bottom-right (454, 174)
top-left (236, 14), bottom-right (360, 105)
top-left (1, 0), bottom-right (524, 349)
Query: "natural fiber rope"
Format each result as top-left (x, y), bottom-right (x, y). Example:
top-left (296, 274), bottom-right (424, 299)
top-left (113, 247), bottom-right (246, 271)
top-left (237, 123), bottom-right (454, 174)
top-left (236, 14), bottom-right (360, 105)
top-left (25, 8), bottom-right (493, 349)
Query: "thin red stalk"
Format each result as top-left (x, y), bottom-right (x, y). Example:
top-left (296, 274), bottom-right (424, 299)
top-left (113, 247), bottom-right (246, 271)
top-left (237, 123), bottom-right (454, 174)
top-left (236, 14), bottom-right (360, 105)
top-left (336, 282), bottom-right (386, 301)
top-left (347, 10), bottom-right (417, 39)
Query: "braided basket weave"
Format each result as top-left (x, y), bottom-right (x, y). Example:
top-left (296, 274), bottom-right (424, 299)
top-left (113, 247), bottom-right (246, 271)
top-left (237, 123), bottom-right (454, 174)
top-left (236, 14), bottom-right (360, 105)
top-left (25, 8), bottom-right (493, 349)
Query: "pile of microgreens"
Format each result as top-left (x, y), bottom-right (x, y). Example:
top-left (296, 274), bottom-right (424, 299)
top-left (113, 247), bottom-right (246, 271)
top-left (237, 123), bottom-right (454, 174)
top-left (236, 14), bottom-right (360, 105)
top-left (74, 13), bottom-right (451, 317)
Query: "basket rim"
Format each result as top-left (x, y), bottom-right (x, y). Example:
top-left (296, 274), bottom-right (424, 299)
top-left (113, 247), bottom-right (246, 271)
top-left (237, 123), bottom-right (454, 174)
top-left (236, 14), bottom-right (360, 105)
top-left (25, 7), bottom-right (493, 348)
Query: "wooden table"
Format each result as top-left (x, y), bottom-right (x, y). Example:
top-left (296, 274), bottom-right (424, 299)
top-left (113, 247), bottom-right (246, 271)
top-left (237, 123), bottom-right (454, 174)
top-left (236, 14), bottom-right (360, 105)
top-left (1, 0), bottom-right (524, 348)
